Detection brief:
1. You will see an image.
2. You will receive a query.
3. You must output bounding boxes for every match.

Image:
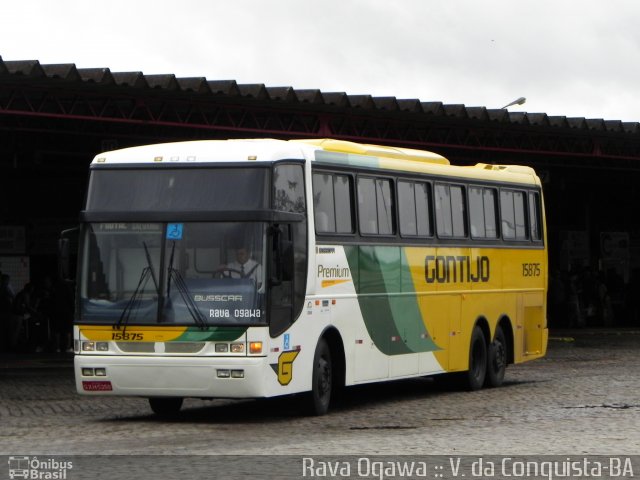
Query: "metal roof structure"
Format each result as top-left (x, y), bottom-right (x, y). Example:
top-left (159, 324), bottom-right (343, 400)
top-left (2, 57), bottom-right (640, 333)
top-left (2, 57), bottom-right (640, 167)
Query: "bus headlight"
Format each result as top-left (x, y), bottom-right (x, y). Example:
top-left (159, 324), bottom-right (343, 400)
top-left (96, 342), bottom-right (109, 352)
top-left (230, 343), bottom-right (244, 353)
top-left (82, 341), bottom-right (95, 352)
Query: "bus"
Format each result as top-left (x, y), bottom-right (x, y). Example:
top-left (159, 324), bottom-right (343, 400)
top-left (71, 138), bottom-right (547, 416)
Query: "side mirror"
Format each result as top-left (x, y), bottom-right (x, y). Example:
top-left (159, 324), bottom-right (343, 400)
top-left (58, 227), bottom-right (79, 282)
top-left (268, 224), bottom-right (295, 286)
top-left (269, 225), bottom-right (283, 287)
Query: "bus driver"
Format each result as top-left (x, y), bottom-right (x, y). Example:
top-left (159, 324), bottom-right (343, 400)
top-left (217, 247), bottom-right (262, 287)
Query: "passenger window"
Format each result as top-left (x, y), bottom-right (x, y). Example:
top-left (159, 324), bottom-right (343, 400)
top-left (484, 189), bottom-right (498, 238)
top-left (358, 178), bottom-right (377, 234)
top-left (451, 186), bottom-right (466, 237)
top-left (436, 183), bottom-right (466, 238)
top-left (415, 183), bottom-right (433, 236)
top-left (529, 192), bottom-right (541, 241)
top-left (399, 181), bottom-right (433, 237)
top-left (398, 181), bottom-right (417, 236)
top-left (333, 175), bottom-right (353, 233)
top-left (312, 173), bottom-right (336, 233)
top-left (514, 191), bottom-right (527, 239)
top-left (435, 184), bottom-right (452, 237)
top-left (469, 186), bottom-right (498, 239)
top-left (358, 177), bottom-right (395, 235)
top-left (312, 173), bottom-right (354, 234)
top-left (469, 187), bottom-right (484, 238)
top-left (500, 189), bottom-right (528, 240)
top-left (376, 179), bottom-right (394, 235)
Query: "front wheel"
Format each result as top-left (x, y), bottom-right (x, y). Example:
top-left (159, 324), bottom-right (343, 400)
top-left (149, 397), bottom-right (183, 417)
top-left (465, 326), bottom-right (487, 391)
top-left (485, 326), bottom-right (507, 388)
top-left (306, 338), bottom-right (333, 416)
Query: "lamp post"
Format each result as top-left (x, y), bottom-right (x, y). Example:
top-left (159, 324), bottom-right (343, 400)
top-left (501, 97), bottom-right (526, 109)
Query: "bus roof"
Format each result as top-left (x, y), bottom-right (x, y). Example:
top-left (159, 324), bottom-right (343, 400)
top-left (91, 139), bottom-right (309, 165)
top-left (92, 138), bottom-right (540, 186)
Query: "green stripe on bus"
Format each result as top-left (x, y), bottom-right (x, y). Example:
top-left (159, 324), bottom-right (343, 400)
top-left (176, 326), bottom-right (247, 342)
top-left (345, 245), bottom-right (439, 355)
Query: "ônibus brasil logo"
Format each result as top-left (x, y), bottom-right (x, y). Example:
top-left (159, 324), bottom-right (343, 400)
top-left (8, 456), bottom-right (73, 479)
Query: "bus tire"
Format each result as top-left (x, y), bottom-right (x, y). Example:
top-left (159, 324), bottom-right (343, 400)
top-left (307, 338), bottom-right (333, 416)
top-left (485, 326), bottom-right (507, 388)
top-left (465, 326), bottom-right (487, 391)
top-left (149, 397), bottom-right (183, 417)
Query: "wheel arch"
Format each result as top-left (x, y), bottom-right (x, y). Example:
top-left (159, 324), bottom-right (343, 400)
top-left (474, 316), bottom-right (491, 348)
top-left (320, 326), bottom-right (346, 390)
top-left (496, 315), bottom-right (515, 365)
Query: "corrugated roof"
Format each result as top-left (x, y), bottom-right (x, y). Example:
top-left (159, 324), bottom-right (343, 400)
top-left (1, 56), bottom-right (639, 135)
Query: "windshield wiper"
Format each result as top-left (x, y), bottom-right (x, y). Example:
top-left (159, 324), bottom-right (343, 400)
top-left (116, 242), bottom-right (159, 331)
top-left (165, 241), bottom-right (208, 329)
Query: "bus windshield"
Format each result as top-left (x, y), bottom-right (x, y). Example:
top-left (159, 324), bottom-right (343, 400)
top-left (79, 222), bottom-right (267, 326)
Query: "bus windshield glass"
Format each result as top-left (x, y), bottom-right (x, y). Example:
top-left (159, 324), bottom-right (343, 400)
top-left (79, 222), bottom-right (267, 326)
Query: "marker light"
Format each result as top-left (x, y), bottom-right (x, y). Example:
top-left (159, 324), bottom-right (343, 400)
top-left (230, 343), bottom-right (244, 353)
top-left (249, 342), bottom-right (263, 354)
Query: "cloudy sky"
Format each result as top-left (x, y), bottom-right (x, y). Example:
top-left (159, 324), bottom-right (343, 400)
top-left (2, 0), bottom-right (639, 122)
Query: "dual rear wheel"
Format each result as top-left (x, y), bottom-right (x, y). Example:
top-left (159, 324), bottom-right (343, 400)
top-left (464, 324), bottom-right (507, 390)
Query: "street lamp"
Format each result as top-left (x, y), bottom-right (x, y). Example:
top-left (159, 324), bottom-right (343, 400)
top-left (501, 97), bottom-right (526, 109)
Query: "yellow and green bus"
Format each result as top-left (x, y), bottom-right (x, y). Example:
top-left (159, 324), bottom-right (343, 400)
top-left (72, 138), bottom-right (547, 416)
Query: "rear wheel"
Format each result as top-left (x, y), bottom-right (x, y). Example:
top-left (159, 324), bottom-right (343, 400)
top-left (485, 326), bottom-right (507, 388)
top-left (465, 326), bottom-right (487, 391)
top-left (307, 338), bottom-right (333, 416)
top-left (149, 397), bottom-right (183, 417)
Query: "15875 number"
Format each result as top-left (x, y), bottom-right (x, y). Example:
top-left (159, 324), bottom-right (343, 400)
top-left (111, 332), bottom-right (144, 341)
top-left (522, 263), bottom-right (541, 277)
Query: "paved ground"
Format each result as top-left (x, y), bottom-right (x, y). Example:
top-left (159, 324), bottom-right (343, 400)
top-left (1, 330), bottom-right (638, 463)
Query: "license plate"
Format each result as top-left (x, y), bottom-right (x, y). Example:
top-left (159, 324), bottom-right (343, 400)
top-left (82, 381), bottom-right (113, 391)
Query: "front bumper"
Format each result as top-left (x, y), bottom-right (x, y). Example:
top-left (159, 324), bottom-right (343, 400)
top-left (75, 354), bottom-right (268, 398)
